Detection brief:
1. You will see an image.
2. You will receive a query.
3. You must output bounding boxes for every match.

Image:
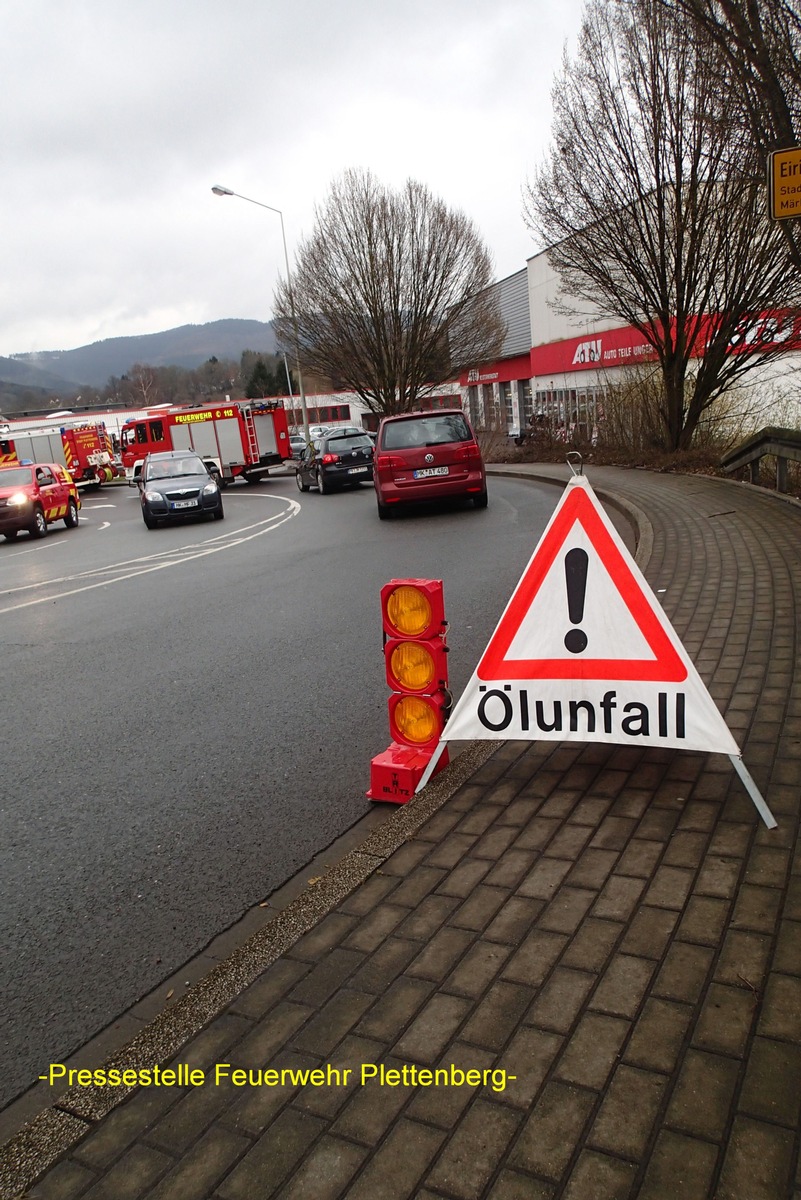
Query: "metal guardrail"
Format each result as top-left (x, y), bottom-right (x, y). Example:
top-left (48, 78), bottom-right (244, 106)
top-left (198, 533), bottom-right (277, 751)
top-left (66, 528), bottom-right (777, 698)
top-left (720, 426), bottom-right (801, 493)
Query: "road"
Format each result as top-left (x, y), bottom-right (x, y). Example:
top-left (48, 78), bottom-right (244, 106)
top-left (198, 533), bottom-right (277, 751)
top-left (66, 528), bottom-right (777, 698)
top-left (0, 468), bottom-right (633, 1112)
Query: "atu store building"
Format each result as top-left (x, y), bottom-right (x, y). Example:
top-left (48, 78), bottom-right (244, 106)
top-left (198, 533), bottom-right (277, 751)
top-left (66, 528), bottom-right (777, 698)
top-left (461, 247), bottom-right (800, 441)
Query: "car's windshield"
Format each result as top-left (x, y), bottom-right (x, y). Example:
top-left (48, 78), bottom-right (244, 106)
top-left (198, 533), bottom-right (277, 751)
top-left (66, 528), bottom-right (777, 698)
top-left (382, 414), bottom-right (472, 450)
top-left (0, 466), bottom-right (33, 486)
top-left (146, 458), bottom-right (205, 480)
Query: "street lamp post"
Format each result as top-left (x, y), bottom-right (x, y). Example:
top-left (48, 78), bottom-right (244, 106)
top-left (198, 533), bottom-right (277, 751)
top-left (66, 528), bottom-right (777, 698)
top-left (211, 185), bottom-right (310, 445)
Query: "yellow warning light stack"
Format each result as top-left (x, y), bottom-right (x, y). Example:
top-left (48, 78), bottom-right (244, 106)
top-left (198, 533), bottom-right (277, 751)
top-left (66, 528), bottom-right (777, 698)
top-left (367, 579), bottom-right (450, 803)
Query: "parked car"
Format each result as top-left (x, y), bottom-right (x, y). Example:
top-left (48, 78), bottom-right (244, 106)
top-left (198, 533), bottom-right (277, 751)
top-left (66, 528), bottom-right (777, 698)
top-left (0, 461), bottom-right (81, 541)
top-left (373, 410), bottom-right (487, 519)
top-left (295, 430), bottom-right (374, 494)
top-left (137, 450), bottom-right (224, 528)
top-left (288, 434), bottom-right (307, 461)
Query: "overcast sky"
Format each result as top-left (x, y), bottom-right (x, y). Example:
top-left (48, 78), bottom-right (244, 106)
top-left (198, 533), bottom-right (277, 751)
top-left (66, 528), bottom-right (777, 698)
top-left (3, 0), bottom-right (584, 357)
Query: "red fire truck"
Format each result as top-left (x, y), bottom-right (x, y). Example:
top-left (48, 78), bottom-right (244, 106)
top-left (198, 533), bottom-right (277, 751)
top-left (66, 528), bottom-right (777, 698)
top-left (119, 399), bottom-right (291, 485)
top-left (0, 419), bottom-right (118, 487)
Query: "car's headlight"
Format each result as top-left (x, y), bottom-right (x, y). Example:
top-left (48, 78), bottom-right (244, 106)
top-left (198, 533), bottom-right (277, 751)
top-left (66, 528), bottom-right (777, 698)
top-left (202, 481), bottom-right (219, 496)
top-left (7, 491), bottom-right (31, 506)
top-left (143, 489), bottom-right (164, 502)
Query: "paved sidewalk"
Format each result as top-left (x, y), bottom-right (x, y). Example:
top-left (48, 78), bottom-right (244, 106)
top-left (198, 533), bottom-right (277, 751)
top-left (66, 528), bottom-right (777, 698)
top-left (3, 464), bottom-right (801, 1200)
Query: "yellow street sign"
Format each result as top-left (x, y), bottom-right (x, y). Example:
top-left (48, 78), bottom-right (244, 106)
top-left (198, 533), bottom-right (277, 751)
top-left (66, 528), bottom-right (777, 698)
top-left (769, 146), bottom-right (801, 220)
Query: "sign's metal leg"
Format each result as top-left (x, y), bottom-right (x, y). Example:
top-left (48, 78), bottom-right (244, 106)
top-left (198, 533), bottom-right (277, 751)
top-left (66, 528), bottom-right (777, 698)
top-left (729, 755), bottom-right (778, 829)
top-left (415, 741), bottom-right (446, 794)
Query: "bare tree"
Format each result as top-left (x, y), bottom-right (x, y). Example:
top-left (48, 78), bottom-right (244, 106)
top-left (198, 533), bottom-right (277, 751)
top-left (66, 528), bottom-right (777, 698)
top-left (524, 0), bottom-right (801, 450)
top-left (272, 170), bottom-right (506, 415)
top-left (660, 0), bottom-right (801, 266)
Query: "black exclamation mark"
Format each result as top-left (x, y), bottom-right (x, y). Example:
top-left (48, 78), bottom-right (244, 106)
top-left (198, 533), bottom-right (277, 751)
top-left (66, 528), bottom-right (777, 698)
top-left (564, 548), bottom-right (589, 653)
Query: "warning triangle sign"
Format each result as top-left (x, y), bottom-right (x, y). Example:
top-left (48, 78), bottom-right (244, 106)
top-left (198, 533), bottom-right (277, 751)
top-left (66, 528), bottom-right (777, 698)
top-left (442, 474), bottom-right (740, 756)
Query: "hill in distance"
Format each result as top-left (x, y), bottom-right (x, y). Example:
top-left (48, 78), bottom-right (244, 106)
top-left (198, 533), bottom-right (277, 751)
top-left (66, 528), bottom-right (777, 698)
top-left (4, 319), bottom-right (278, 392)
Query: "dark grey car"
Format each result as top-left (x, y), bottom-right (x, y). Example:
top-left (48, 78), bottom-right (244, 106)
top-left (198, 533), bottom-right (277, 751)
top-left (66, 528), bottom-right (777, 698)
top-left (138, 450), bottom-right (224, 528)
top-left (295, 431), bottom-right (374, 494)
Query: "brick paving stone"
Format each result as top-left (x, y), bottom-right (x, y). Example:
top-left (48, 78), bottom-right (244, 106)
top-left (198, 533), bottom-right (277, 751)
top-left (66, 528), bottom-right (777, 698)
top-left (353, 976), bottom-right (435, 1042)
top-left (715, 1116), bottom-right (796, 1200)
top-left (554, 1013), bottom-right (630, 1090)
top-left (543, 823), bottom-right (594, 859)
top-left (525, 967), bottom-right (595, 1034)
top-left (347, 937), bottom-right (420, 994)
top-left (738, 1036), bottom-right (801, 1127)
top-left (662, 830), bottom-right (710, 868)
top-left (275, 1134), bottom-right (368, 1200)
top-left (423, 832), bottom-right (479, 870)
top-left (757, 972), bottom-right (801, 1042)
top-left (620, 906), bottom-right (679, 959)
top-left (495, 798), bottom-right (543, 828)
top-left (147, 1077), bottom-right (240, 1155)
top-left (225, 1050), bottom-right (317, 1137)
top-left (666, 1048), bottom-right (740, 1140)
top-left (694, 855), bottom-right (743, 899)
top-left (395, 894), bottom-right (461, 940)
top-left (587, 1064), bottom-right (668, 1159)
top-left (392, 993), bottom-right (472, 1064)
top-left (502, 929), bottom-right (568, 987)
top-left (292, 1035), bottom-right (385, 1121)
top-left (609, 791), bottom-right (655, 820)
top-left (230, 958), bottom-right (309, 1020)
top-left (170, 1016), bottom-right (254, 1074)
top-left (561, 1150), bottom-right (638, 1200)
top-left (707, 822), bottom-right (753, 859)
top-left (425, 1100), bottom-right (522, 1200)
top-left (330, 1057), bottom-right (414, 1146)
top-left (773, 918), bottom-right (801, 974)
top-left (345, 1118), bottom-right (446, 1200)
top-left (493, 1026), bottom-right (563, 1109)
top-left (291, 988), bottom-right (375, 1056)
top-left (614, 839), bottom-right (664, 878)
top-left (635, 808), bottom-right (681, 841)
top-left (462, 981), bottom-right (538, 1052)
top-left (588, 816), bottom-right (637, 852)
top-left (714, 929), bottom-right (772, 988)
top-left (229, 1002), bottom-right (312, 1068)
top-left (516, 858), bottom-right (573, 900)
top-left (455, 805), bottom-right (504, 837)
top-left (435, 858), bottom-right (493, 897)
top-left (568, 798), bottom-right (614, 827)
top-left (27, 1159), bottom-right (98, 1200)
top-left (676, 895), bottom-right (730, 946)
top-left (565, 848), bottom-right (619, 889)
top-left (691, 982), bottom-right (758, 1057)
top-left (145, 1125), bottom-right (248, 1200)
top-left (509, 1081), bottom-right (596, 1182)
top-left (592, 875), bottom-right (647, 921)
top-left (589, 953), bottom-right (656, 1019)
top-left (745, 846), bottom-right (792, 889)
top-left (287, 949), bottom-right (365, 1008)
top-left (513, 816), bottom-right (562, 851)
top-left (560, 918), bottom-right (623, 973)
top-left (341, 904), bottom-right (411, 953)
top-left (74, 1085), bottom-right (189, 1171)
top-left (653, 941), bottom-right (714, 1003)
top-left (644, 864), bottom-right (696, 910)
top-left (377, 839), bottom-right (432, 876)
top-left (472, 827), bottom-right (522, 861)
top-left (484, 896), bottom-right (544, 945)
top-left (81, 1144), bottom-right (172, 1200)
top-left (483, 849), bottom-right (537, 889)
top-left (537, 887), bottom-right (597, 935)
top-left (486, 1169), bottom-right (554, 1199)
top-left (287, 911), bottom-right (360, 958)
top-left (449, 886), bottom-right (510, 932)
top-left (443, 940), bottom-right (513, 999)
top-left (406, 1042), bottom-right (497, 1128)
top-left (637, 1130), bottom-right (719, 1200)
top-left (405, 926), bottom-right (476, 981)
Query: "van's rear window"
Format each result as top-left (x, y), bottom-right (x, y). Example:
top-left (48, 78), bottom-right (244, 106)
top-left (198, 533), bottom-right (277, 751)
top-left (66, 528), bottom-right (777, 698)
top-left (382, 414), bottom-right (472, 450)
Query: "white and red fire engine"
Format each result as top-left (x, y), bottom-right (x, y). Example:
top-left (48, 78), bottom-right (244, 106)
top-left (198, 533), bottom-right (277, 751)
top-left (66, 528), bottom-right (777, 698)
top-left (119, 399), bottom-right (291, 485)
top-left (0, 419), bottom-right (118, 487)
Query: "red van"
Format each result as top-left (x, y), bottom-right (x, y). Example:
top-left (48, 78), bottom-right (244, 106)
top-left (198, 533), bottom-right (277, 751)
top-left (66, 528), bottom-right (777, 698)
top-left (373, 410), bottom-right (487, 519)
top-left (0, 462), bottom-right (81, 541)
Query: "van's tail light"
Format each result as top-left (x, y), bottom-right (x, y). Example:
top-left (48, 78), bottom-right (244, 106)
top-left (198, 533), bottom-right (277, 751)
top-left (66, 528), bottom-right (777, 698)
top-left (375, 453), bottom-right (408, 470)
top-left (454, 442), bottom-right (482, 463)
top-left (322, 453), bottom-right (340, 464)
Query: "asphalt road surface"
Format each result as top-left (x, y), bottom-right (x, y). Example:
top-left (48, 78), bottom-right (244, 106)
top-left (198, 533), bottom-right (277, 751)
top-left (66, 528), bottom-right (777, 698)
top-left (0, 469), bottom-right (633, 1112)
